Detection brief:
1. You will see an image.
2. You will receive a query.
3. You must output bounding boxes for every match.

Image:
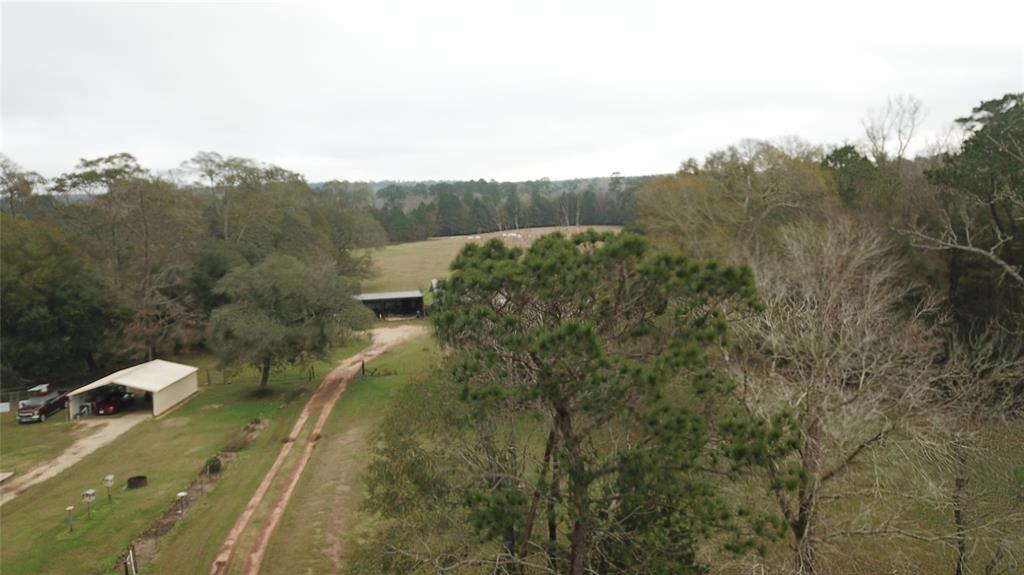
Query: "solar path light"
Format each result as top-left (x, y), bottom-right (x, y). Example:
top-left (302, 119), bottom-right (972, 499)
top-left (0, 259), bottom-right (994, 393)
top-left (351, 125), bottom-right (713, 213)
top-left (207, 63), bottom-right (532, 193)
top-left (176, 491), bottom-right (188, 514)
top-left (103, 474), bottom-right (115, 503)
top-left (82, 489), bottom-right (96, 518)
top-left (65, 505), bottom-right (75, 533)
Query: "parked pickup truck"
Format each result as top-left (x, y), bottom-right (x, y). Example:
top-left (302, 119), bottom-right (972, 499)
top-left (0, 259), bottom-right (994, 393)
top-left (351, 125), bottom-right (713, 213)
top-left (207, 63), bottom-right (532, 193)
top-left (17, 385), bottom-right (68, 424)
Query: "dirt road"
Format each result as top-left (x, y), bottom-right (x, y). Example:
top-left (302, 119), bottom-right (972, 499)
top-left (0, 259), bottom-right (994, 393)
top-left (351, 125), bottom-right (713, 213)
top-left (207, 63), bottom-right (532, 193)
top-left (0, 412), bottom-right (149, 506)
top-left (209, 325), bottom-right (429, 575)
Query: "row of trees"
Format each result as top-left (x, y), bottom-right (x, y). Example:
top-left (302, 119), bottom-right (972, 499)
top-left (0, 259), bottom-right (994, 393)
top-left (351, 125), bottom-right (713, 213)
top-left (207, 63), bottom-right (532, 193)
top-left (368, 175), bottom-right (643, 242)
top-left (1, 152), bottom-right (379, 387)
top-left (354, 94), bottom-right (1024, 574)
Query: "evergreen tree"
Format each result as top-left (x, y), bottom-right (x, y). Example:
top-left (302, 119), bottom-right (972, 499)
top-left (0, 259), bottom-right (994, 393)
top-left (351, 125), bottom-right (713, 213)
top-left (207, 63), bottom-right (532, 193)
top-left (361, 231), bottom-right (794, 574)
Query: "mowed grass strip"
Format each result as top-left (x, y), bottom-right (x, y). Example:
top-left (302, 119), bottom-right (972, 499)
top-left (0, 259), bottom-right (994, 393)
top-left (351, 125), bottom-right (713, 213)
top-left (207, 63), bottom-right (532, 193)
top-left (222, 414), bottom-right (318, 575)
top-left (260, 336), bottom-right (439, 575)
top-left (360, 226), bottom-right (622, 296)
top-left (0, 338), bottom-right (368, 575)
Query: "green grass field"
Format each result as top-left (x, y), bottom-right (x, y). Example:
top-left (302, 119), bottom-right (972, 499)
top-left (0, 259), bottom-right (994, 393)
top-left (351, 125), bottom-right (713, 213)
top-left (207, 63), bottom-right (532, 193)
top-left (1, 410), bottom-right (87, 476)
top-left (0, 338), bottom-right (369, 575)
top-left (360, 226), bottom-right (621, 295)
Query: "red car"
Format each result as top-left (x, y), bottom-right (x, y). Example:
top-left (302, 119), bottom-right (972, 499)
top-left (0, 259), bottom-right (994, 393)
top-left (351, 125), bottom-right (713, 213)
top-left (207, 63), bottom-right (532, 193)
top-left (94, 386), bottom-right (135, 416)
top-left (16, 386), bottom-right (68, 424)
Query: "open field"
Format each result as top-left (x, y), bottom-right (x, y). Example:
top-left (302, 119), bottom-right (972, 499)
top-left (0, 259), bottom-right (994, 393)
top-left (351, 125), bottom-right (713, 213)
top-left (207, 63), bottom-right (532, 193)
top-left (0, 338), bottom-right (369, 575)
top-left (361, 226), bottom-right (621, 295)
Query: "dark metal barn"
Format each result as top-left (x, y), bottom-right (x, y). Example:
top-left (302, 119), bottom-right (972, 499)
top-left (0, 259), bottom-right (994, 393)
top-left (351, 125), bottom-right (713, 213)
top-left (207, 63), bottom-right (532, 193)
top-left (355, 290), bottom-right (424, 318)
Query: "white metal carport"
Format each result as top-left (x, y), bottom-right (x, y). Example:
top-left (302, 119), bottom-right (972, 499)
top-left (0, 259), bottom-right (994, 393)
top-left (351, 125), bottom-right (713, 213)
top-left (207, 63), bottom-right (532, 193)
top-left (68, 359), bottom-right (199, 419)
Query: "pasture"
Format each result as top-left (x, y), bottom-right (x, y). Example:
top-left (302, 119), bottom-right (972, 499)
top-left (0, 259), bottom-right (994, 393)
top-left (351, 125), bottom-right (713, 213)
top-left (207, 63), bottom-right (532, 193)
top-left (361, 226), bottom-right (621, 294)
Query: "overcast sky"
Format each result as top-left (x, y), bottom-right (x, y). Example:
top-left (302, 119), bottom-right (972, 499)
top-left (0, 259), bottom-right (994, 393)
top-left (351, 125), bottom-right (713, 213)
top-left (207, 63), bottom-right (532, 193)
top-left (2, 1), bottom-right (1022, 182)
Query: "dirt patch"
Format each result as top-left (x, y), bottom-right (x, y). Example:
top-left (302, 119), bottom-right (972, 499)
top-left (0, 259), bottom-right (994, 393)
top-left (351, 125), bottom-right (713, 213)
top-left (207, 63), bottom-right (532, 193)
top-left (0, 413), bottom-right (150, 506)
top-left (209, 325), bottom-right (429, 575)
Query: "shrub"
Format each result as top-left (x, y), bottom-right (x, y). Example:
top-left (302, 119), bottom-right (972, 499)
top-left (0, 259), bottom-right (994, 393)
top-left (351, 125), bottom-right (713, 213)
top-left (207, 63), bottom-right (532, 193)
top-left (205, 456), bottom-right (223, 474)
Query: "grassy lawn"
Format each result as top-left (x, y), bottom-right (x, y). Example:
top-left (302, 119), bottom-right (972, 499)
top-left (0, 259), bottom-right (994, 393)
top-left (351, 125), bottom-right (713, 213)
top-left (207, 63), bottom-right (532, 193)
top-left (1, 410), bottom-right (85, 476)
top-left (0, 338), bottom-right (369, 575)
top-left (259, 336), bottom-right (439, 574)
top-left (361, 225), bottom-right (621, 296)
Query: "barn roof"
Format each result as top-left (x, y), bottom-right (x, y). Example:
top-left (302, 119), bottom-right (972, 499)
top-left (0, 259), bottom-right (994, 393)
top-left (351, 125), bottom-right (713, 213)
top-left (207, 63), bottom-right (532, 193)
top-left (69, 359), bottom-right (198, 396)
top-left (355, 290), bottom-right (423, 301)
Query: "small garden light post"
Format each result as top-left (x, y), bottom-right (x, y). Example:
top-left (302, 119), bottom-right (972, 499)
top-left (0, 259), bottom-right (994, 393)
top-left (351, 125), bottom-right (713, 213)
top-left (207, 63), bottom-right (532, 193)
top-left (65, 505), bottom-right (75, 533)
top-left (82, 489), bottom-right (96, 518)
top-left (103, 474), bottom-right (115, 503)
top-left (176, 491), bottom-right (188, 514)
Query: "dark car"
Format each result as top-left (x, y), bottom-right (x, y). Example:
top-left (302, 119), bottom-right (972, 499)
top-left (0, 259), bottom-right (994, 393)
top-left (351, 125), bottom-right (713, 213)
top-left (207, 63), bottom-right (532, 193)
top-left (94, 386), bottom-right (135, 416)
top-left (16, 386), bottom-right (68, 424)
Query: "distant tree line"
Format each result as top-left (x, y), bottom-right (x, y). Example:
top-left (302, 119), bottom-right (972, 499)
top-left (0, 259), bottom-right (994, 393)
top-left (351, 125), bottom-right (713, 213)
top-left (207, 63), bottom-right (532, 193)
top-left (362, 174), bottom-right (646, 242)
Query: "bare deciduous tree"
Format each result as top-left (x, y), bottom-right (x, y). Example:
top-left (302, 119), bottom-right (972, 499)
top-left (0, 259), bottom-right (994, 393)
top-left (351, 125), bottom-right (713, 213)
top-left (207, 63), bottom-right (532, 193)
top-left (733, 220), bottom-right (946, 574)
top-left (862, 94), bottom-right (924, 164)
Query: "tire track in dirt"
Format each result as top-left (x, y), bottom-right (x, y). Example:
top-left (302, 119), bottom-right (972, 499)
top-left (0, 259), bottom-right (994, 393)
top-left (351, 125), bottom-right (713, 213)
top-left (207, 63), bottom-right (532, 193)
top-left (209, 325), bottom-right (428, 575)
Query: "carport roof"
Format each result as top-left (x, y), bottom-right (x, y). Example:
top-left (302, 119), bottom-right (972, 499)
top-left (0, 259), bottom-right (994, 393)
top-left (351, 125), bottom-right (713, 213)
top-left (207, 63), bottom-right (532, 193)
top-left (69, 359), bottom-right (198, 397)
